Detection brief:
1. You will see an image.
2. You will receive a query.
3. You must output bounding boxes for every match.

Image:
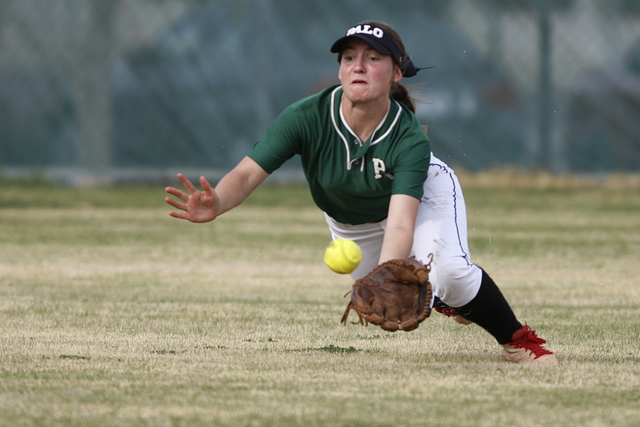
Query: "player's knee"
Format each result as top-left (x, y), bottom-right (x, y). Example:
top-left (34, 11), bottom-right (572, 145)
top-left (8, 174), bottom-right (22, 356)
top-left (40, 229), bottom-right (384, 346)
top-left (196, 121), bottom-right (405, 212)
top-left (435, 262), bottom-right (482, 307)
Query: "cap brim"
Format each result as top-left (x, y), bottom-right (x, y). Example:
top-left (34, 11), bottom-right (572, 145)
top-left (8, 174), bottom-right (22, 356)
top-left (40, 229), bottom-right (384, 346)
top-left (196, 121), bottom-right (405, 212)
top-left (330, 35), bottom-right (394, 57)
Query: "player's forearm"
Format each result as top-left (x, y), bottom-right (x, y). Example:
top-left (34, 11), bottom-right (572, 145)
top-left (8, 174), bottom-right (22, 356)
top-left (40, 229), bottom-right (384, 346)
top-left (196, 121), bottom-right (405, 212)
top-left (215, 156), bottom-right (269, 214)
top-left (378, 194), bottom-right (419, 263)
top-left (379, 226), bottom-right (414, 263)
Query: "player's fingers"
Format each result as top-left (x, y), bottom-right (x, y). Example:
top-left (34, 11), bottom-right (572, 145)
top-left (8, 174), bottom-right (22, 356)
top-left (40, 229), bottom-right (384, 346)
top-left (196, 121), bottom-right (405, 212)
top-left (200, 176), bottom-right (213, 193)
top-left (165, 196), bottom-right (187, 211)
top-left (177, 173), bottom-right (198, 194)
top-left (165, 186), bottom-right (189, 201)
top-left (168, 211), bottom-right (190, 220)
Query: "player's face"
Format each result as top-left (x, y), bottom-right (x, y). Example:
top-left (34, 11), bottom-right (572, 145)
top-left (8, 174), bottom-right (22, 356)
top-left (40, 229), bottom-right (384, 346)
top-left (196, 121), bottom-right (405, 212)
top-left (338, 38), bottom-right (402, 105)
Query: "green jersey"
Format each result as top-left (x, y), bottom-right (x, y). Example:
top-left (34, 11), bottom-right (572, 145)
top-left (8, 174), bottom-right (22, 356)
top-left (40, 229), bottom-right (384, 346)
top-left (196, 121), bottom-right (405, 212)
top-left (248, 85), bottom-right (431, 225)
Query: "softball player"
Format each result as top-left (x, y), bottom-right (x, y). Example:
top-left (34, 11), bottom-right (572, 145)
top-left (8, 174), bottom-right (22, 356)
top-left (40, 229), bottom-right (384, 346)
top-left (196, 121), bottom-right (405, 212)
top-left (165, 21), bottom-right (557, 365)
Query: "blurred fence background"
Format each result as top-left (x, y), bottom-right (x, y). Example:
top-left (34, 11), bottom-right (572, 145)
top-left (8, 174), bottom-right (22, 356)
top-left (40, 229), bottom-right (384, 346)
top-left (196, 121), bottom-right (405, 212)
top-left (1, 0), bottom-right (640, 184)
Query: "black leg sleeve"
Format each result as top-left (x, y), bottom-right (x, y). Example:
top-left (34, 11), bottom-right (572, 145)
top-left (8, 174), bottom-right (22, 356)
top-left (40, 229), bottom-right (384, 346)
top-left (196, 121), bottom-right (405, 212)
top-left (455, 269), bottom-right (522, 344)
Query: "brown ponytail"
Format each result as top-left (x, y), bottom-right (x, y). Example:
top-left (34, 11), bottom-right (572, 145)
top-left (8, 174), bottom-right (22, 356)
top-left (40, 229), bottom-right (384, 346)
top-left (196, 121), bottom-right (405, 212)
top-left (390, 82), bottom-right (416, 114)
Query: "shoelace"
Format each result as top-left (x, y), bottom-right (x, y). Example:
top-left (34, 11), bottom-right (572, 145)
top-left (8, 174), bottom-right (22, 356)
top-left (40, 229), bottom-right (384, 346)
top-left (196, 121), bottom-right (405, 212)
top-left (434, 306), bottom-right (459, 317)
top-left (510, 329), bottom-right (553, 357)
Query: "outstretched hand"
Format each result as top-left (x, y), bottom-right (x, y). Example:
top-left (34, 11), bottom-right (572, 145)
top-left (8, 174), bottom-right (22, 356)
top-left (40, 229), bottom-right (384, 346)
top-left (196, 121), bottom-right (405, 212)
top-left (165, 174), bottom-right (220, 223)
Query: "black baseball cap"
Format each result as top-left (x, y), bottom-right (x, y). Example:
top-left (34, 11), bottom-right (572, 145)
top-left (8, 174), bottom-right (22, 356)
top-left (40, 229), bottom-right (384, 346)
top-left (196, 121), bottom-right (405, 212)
top-left (330, 23), bottom-right (422, 77)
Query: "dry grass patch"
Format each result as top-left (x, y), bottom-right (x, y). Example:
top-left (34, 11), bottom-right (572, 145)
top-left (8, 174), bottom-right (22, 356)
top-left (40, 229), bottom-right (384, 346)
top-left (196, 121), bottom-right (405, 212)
top-left (1, 180), bottom-right (639, 426)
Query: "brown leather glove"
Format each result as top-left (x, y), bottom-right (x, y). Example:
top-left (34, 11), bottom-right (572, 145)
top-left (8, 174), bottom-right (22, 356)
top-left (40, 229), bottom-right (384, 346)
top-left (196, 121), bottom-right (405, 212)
top-left (341, 257), bottom-right (433, 332)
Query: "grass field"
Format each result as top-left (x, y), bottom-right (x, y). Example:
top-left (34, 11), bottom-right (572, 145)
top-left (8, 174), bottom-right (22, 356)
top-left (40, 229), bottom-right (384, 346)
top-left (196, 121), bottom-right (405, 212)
top-left (1, 173), bottom-right (639, 426)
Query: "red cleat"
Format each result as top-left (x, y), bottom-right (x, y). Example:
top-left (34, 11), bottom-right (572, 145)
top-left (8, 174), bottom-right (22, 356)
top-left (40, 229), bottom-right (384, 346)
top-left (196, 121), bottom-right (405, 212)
top-left (503, 325), bottom-right (558, 365)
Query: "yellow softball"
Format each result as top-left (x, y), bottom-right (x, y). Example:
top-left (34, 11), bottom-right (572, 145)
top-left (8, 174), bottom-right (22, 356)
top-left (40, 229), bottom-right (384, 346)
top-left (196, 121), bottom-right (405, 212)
top-left (323, 239), bottom-right (362, 274)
